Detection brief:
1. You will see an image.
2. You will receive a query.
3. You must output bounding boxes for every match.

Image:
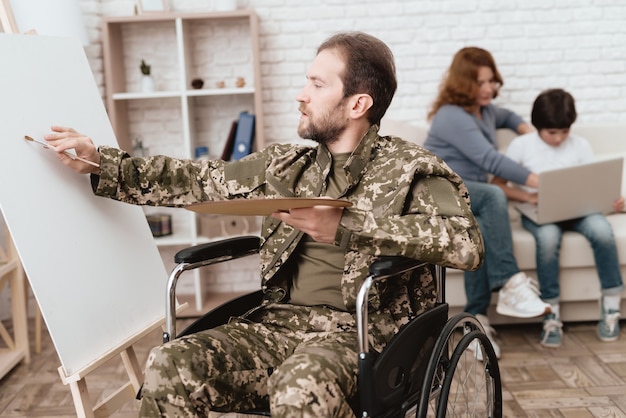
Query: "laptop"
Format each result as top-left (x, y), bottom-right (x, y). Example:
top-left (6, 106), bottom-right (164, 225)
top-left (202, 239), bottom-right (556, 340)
top-left (514, 156), bottom-right (624, 224)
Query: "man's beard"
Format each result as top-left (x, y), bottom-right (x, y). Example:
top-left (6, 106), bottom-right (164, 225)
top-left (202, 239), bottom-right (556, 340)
top-left (298, 99), bottom-right (348, 145)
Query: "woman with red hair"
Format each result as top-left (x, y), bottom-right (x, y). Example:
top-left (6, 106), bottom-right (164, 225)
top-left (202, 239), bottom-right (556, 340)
top-left (424, 47), bottom-right (550, 359)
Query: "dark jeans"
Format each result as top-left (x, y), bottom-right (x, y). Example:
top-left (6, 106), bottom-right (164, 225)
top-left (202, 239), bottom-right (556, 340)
top-left (464, 181), bottom-right (520, 315)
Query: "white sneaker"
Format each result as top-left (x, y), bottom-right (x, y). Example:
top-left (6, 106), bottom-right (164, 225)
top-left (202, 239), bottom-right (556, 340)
top-left (496, 272), bottom-right (551, 318)
top-left (467, 314), bottom-right (501, 361)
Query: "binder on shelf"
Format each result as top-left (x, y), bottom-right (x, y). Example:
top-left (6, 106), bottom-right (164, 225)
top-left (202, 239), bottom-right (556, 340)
top-left (231, 111), bottom-right (255, 160)
top-left (221, 119), bottom-right (238, 161)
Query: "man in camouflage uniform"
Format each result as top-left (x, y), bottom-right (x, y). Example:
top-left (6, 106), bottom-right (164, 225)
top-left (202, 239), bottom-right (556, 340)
top-left (47, 32), bottom-right (483, 418)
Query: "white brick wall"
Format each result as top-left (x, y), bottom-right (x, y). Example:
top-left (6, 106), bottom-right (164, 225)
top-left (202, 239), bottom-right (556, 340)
top-left (85, 0), bottom-right (626, 145)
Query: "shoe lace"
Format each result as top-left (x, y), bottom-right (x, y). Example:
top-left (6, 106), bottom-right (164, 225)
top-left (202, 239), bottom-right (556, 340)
top-left (526, 277), bottom-right (541, 295)
top-left (510, 276), bottom-right (541, 299)
top-left (602, 311), bottom-right (621, 334)
top-left (543, 317), bottom-right (563, 334)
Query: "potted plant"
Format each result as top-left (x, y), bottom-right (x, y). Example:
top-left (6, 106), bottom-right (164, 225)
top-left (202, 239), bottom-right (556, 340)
top-left (140, 59), bottom-right (154, 92)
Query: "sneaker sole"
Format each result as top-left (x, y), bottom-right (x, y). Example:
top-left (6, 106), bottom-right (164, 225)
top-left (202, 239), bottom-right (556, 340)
top-left (496, 305), bottom-right (551, 318)
top-left (597, 333), bottom-right (619, 342)
top-left (540, 340), bottom-right (561, 348)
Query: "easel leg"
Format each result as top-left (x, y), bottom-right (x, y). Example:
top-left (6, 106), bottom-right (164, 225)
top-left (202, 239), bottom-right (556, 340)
top-left (0, 0), bottom-right (19, 33)
top-left (67, 378), bottom-right (96, 418)
top-left (121, 345), bottom-right (144, 393)
top-left (34, 302), bottom-right (42, 354)
top-left (59, 345), bottom-right (145, 417)
top-left (11, 253), bottom-right (29, 363)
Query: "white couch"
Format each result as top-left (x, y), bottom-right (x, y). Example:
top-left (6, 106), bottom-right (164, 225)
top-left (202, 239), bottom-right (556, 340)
top-left (380, 120), bottom-right (626, 324)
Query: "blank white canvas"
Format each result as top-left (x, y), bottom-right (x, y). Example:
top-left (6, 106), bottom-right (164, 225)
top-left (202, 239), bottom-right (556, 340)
top-left (0, 34), bottom-right (168, 376)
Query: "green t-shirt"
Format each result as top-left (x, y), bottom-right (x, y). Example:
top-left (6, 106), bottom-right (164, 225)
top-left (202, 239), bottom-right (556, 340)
top-left (289, 152), bottom-right (349, 310)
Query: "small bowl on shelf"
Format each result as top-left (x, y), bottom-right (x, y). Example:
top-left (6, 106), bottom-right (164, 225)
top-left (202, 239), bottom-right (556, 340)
top-left (191, 78), bottom-right (204, 89)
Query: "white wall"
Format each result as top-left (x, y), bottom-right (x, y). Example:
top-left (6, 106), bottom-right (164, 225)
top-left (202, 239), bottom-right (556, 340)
top-left (85, 0), bottom-right (626, 144)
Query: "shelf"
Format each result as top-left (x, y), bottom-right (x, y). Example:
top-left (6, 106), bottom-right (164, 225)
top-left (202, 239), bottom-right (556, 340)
top-left (186, 87), bottom-right (255, 97)
top-left (112, 90), bottom-right (184, 100)
top-left (0, 223), bottom-right (29, 380)
top-left (153, 234), bottom-right (210, 247)
top-left (102, 10), bottom-right (264, 310)
top-left (0, 350), bottom-right (26, 381)
top-left (102, 9), bottom-right (264, 152)
top-left (102, 9), bottom-right (255, 24)
top-left (112, 87), bottom-right (255, 101)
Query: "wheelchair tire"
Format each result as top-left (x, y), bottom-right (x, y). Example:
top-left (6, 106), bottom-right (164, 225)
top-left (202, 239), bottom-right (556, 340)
top-left (435, 330), bottom-right (501, 417)
top-left (415, 312), bottom-right (502, 418)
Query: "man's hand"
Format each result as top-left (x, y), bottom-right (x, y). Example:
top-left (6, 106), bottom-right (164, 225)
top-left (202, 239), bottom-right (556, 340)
top-left (271, 204), bottom-right (343, 244)
top-left (44, 125), bottom-right (101, 174)
top-left (614, 196), bottom-right (625, 212)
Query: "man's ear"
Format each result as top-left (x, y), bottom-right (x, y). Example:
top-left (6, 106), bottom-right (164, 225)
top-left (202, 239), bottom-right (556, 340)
top-left (349, 94), bottom-right (373, 119)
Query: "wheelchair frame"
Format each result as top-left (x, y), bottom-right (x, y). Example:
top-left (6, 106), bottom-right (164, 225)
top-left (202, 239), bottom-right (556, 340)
top-left (161, 235), bottom-right (502, 417)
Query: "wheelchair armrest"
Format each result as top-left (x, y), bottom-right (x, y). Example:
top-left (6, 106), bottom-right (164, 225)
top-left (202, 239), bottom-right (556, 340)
top-left (369, 256), bottom-right (427, 277)
top-left (164, 235), bottom-right (261, 343)
top-left (357, 256), bottom-right (432, 355)
top-left (174, 235), bottom-right (261, 264)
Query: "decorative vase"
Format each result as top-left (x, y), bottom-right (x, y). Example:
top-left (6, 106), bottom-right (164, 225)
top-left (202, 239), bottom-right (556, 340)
top-left (141, 75), bottom-right (155, 93)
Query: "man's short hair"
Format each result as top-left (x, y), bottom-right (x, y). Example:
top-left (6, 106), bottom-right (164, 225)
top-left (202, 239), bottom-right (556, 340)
top-left (317, 32), bottom-right (397, 125)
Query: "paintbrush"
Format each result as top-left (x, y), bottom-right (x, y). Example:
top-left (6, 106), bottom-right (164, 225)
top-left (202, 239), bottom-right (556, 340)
top-left (24, 135), bottom-right (100, 168)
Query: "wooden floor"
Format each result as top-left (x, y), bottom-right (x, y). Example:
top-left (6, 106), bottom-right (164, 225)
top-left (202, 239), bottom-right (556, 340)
top-left (1, 316), bottom-right (626, 417)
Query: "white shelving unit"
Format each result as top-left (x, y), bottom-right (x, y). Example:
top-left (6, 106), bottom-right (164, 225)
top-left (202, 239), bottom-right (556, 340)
top-left (102, 10), bottom-right (264, 311)
top-left (0, 221), bottom-right (29, 379)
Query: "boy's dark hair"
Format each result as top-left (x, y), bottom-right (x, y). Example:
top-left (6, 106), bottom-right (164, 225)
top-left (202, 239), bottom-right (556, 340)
top-left (531, 88), bottom-right (577, 130)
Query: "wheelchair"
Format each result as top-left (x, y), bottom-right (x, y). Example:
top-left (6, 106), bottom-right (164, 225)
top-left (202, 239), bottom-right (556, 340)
top-left (161, 235), bottom-right (502, 418)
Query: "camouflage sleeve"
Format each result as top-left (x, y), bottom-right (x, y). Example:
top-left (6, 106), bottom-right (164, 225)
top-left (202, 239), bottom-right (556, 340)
top-left (336, 174), bottom-right (484, 272)
top-left (93, 146), bottom-right (270, 207)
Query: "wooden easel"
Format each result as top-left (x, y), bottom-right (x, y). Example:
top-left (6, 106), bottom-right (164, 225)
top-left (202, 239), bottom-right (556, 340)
top-left (0, 2), bottom-right (182, 416)
top-left (0, 0), bottom-right (17, 33)
top-left (57, 319), bottom-right (165, 418)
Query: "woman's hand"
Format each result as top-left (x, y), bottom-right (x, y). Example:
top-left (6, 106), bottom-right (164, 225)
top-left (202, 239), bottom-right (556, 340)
top-left (526, 192), bottom-right (538, 204)
top-left (516, 122), bottom-right (535, 135)
top-left (44, 126), bottom-right (101, 174)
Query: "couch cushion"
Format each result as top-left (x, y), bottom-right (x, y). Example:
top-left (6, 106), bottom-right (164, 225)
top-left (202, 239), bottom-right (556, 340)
top-left (511, 212), bottom-right (626, 270)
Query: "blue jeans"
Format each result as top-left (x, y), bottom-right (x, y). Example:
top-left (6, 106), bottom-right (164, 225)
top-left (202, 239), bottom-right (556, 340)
top-left (521, 213), bottom-right (623, 305)
top-left (464, 181), bottom-right (521, 315)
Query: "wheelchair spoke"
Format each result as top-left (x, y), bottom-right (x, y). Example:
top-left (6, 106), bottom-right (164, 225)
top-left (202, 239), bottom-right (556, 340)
top-left (417, 313), bottom-right (502, 418)
top-left (441, 332), bottom-right (499, 417)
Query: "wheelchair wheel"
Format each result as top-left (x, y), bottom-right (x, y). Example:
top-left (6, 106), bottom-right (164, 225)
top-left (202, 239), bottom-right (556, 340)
top-left (415, 312), bottom-right (502, 418)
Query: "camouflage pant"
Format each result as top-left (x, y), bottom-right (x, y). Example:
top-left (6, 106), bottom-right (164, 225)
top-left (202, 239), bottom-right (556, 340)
top-left (139, 303), bottom-right (384, 418)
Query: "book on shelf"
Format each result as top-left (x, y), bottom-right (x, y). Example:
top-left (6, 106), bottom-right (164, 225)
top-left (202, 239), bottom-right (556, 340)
top-left (220, 119), bottom-right (238, 160)
top-left (231, 111), bottom-right (255, 160)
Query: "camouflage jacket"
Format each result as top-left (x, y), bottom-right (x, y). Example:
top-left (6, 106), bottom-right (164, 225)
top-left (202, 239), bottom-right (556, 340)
top-left (93, 125), bottom-right (483, 329)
